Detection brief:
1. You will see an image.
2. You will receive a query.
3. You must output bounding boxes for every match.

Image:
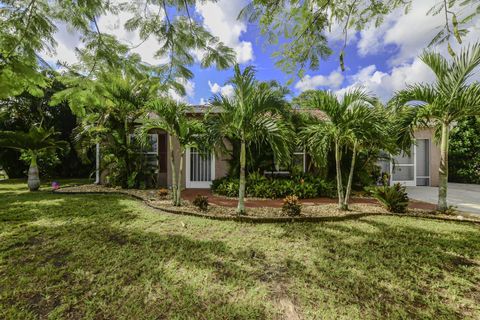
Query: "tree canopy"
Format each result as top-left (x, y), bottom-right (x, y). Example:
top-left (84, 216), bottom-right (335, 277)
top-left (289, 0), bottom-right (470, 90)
top-left (240, 0), bottom-right (480, 78)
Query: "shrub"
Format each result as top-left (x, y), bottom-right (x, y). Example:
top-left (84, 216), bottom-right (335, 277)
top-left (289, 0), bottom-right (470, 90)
top-left (368, 183), bottom-right (409, 213)
top-left (282, 195), bottom-right (302, 216)
top-left (157, 188), bottom-right (169, 198)
top-left (193, 194), bottom-right (209, 211)
top-left (211, 173), bottom-right (336, 199)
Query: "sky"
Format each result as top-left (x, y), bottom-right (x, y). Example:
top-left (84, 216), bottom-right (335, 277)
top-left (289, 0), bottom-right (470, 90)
top-left (41, 0), bottom-right (480, 104)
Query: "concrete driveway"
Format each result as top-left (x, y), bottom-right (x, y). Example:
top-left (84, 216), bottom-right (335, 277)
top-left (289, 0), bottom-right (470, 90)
top-left (406, 183), bottom-right (480, 214)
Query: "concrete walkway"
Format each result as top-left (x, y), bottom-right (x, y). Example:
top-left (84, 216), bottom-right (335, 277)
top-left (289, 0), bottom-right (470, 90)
top-left (407, 183), bottom-right (480, 214)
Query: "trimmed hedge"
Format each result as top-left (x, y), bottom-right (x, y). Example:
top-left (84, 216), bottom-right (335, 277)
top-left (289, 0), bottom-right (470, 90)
top-left (211, 172), bottom-right (336, 199)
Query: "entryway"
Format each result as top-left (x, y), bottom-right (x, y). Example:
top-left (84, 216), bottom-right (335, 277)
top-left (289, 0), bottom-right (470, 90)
top-left (186, 147), bottom-right (215, 188)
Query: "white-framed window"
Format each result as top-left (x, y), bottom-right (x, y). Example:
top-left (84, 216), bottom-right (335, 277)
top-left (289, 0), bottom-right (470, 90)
top-left (292, 147), bottom-right (306, 173)
top-left (129, 134), bottom-right (158, 153)
top-left (129, 133), bottom-right (158, 167)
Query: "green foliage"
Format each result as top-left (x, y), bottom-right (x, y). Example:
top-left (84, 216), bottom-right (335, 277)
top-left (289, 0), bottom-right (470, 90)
top-left (206, 65), bottom-right (294, 163)
top-left (241, 0), bottom-right (478, 75)
top-left (282, 195), bottom-right (302, 216)
top-left (0, 1), bottom-right (235, 101)
top-left (368, 183), bottom-right (409, 213)
top-left (136, 98), bottom-right (204, 205)
top-left (299, 89), bottom-right (391, 209)
top-left (0, 74), bottom-right (93, 178)
top-left (0, 126), bottom-right (69, 156)
top-left (449, 117), bottom-right (480, 184)
top-left (211, 173), bottom-right (335, 199)
top-left (392, 43), bottom-right (480, 210)
top-left (192, 194), bottom-right (209, 211)
top-left (1, 180), bottom-right (480, 319)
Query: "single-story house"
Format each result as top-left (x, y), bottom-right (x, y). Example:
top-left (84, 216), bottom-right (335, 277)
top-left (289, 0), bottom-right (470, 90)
top-left (98, 107), bottom-right (441, 188)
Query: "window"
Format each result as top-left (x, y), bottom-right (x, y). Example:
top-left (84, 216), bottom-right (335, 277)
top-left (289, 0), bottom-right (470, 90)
top-left (292, 147), bottom-right (306, 173)
top-left (129, 133), bottom-right (158, 167)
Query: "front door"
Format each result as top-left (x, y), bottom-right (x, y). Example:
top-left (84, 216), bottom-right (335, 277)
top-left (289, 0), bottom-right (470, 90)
top-left (186, 147), bottom-right (215, 188)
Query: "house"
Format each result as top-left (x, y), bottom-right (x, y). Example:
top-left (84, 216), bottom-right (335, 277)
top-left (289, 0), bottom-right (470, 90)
top-left (380, 127), bottom-right (441, 187)
top-left (98, 107), bottom-right (441, 188)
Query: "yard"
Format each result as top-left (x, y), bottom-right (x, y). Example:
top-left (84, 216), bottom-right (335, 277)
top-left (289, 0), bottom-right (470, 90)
top-left (0, 180), bottom-right (479, 319)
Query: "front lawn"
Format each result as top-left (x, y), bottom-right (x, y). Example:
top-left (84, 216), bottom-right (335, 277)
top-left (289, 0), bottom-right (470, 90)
top-left (0, 180), bottom-right (479, 319)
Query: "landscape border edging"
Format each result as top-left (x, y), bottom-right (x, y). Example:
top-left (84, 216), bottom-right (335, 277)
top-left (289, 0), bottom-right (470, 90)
top-left (54, 189), bottom-right (480, 225)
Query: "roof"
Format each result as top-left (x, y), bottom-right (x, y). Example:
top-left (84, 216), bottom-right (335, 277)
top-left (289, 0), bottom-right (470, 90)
top-left (294, 108), bottom-right (329, 121)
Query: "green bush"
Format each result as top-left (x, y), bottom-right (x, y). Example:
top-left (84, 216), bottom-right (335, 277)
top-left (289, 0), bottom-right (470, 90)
top-left (368, 183), bottom-right (409, 213)
top-left (211, 173), bottom-right (336, 199)
top-left (282, 195), bottom-right (302, 216)
top-left (192, 194), bottom-right (209, 211)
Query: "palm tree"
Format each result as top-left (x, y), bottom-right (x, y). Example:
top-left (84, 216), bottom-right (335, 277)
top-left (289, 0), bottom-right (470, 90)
top-left (136, 99), bottom-right (203, 206)
top-left (54, 71), bottom-right (161, 187)
top-left (206, 65), bottom-right (293, 214)
top-left (393, 43), bottom-right (480, 211)
top-left (300, 89), bottom-right (381, 210)
top-left (0, 126), bottom-right (68, 191)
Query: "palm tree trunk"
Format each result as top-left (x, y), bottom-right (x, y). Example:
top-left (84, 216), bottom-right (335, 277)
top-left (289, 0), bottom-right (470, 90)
top-left (237, 140), bottom-right (247, 215)
top-left (438, 122), bottom-right (449, 211)
top-left (176, 149), bottom-right (184, 207)
top-left (169, 135), bottom-right (178, 206)
top-left (335, 141), bottom-right (346, 210)
top-left (344, 142), bottom-right (357, 208)
top-left (27, 153), bottom-right (40, 191)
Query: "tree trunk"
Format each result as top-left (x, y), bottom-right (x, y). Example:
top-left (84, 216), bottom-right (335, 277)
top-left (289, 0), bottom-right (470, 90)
top-left (175, 149), bottom-right (184, 207)
top-left (344, 142), bottom-right (357, 209)
top-left (27, 154), bottom-right (40, 191)
top-left (437, 122), bottom-right (450, 211)
top-left (169, 135), bottom-right (178, 206)
top-left (237, 140), bottom-right (247, 215)
top-left (335, 141), bottom-right (347, 210)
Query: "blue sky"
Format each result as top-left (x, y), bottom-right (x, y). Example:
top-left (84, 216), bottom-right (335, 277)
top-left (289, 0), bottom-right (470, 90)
top-left (43, 0), bottom-right (480, 104)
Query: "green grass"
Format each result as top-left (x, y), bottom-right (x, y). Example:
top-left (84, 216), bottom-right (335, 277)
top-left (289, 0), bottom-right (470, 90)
top-left (0, 180), bottom-right (479, 319)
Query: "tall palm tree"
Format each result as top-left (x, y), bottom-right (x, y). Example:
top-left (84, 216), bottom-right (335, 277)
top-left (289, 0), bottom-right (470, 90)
top-left (206, 65), bottom-right (293, 214)
top-left (392, 43), bottom-right (480, 211)
top-left (300, 89), bottom-right (381, 210)
top-left (136, 99), bottom-right (203, 206)
top-left (0, 126), bottom-right (68, 191)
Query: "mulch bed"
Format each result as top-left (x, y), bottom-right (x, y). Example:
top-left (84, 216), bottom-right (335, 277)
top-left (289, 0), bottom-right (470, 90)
top-left (55, 184), bottom-right (480, 224)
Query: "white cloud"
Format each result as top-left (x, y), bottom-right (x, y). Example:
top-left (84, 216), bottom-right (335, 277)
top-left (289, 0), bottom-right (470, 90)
top-left (337, 0), bottom-right (480, 101)
top-left (169, 78), bottom-right (195, 103)
top-left (356, 0), bottom-right (480, 64)
top-left (43, 3), bottom-right (169, 67)
top-left (208, 81), bottom-right (235, 97)
top-left (40, 23), bottom-right (82, 66)
top-left (196, 0), bottom-right (254, 64)
top-left (96, 9), bottom-right (169, 65)
top-left (335, 60), bottom-right (435, 101)
top-left (294, 70), bottom-right (344, 92)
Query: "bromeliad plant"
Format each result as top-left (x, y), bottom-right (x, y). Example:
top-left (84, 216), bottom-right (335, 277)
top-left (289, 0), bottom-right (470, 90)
top-left (136, 99), bottom-right (203, 206)
top-left (0, 126), bottom-right (68, 191)
top-left (392, 43), bottom-right (480, 211)
top-left (206, 65), bottom-right (294, 214)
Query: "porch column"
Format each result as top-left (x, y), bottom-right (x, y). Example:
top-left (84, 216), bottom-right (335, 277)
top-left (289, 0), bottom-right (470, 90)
top-left (95, 143), bottom-right (100, 184)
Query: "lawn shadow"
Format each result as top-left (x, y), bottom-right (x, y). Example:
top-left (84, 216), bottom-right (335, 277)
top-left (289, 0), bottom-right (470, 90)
top-left (0, 191), bottom-right (276, 319)
top-left (1, 187), bottom-right (479, 319)
top-left (277, 218), bottom-right (480, 319)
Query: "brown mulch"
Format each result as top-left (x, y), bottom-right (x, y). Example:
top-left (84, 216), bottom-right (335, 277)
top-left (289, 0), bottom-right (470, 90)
top-left (181, 188), bottom-right (437, 211)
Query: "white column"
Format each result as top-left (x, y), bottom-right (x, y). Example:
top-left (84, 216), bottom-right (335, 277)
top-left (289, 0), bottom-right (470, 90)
top-left (95, 143), bottom-right (100, 184)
